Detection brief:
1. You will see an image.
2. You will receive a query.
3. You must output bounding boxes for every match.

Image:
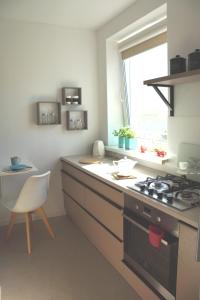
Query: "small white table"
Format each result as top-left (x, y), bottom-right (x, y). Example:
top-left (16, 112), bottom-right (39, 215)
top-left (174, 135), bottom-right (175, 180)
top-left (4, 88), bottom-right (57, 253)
top-left (0, 161), bottom-right (37, 198)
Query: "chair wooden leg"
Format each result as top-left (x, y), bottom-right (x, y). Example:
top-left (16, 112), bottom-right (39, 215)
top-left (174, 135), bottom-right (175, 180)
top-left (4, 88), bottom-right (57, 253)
top-left (6, 212), bottom-right (17, 240)
top-left (25, 213), bottom-right (32, 255)
top-left (29, 212), bottom-right (32, 232)
top-left (35, 207), bottom-right (55, 239)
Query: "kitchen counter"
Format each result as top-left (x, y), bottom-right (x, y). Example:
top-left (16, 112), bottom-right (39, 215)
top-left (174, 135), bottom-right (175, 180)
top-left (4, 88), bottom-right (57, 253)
top-left (61, 155), bottom-right (200, 229)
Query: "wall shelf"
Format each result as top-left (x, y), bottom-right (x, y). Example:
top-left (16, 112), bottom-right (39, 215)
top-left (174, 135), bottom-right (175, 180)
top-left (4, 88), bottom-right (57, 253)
top-left (37, 102), bottom-right (61, 125)
top-left (143, 69), bottom-right (200, 117)
top-left (62, 87), bottom-right (82, 105)
top-left (144, 68), bottom-right (200, 86)
top-left (66, 110), bottom-right (88, 130)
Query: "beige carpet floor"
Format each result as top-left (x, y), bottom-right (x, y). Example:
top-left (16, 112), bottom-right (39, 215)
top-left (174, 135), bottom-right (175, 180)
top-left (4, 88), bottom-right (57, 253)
top-left (0, 216), bottom-right (141, 300)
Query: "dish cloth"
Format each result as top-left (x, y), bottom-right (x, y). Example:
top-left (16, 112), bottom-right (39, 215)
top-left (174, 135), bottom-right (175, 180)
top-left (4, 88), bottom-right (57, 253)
top-left (148, 224), bottom-right (164, 248)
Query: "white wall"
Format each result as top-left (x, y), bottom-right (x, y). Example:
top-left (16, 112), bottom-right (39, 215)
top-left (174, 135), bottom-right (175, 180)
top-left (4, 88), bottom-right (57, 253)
top-left (167, 0), bottom-right (200, 155)
top-left (0, 19), bottom-right (99, 225)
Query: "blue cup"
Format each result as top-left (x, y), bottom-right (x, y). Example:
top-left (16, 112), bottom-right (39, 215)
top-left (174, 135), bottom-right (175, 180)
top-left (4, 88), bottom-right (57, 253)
top-left (11, 156), bottom-right (21, 166)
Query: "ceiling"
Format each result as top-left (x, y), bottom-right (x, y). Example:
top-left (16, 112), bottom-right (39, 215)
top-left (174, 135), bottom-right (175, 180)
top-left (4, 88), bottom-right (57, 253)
top-left (0, 0), bottom-right (136, 30)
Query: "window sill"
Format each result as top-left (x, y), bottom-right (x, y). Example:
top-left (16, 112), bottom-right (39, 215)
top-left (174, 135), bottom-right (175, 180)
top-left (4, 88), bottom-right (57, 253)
top-left (105, 146), bottom-right (170, 165)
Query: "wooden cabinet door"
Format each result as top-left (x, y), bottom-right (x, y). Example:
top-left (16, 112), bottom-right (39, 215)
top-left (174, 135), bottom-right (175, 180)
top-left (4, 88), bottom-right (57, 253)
top-left (64, 193), bottom-right (123, 265)
top-left (176, 223), bottom-right (200, 300)
top-left (62, 172), bottom-right (86, 208)
top-left (62, 161), bottom-right (124, 207)
top-left (62, 170), bottom-right (123, 240)
top-left (85, 188), bottom-right (123, 240)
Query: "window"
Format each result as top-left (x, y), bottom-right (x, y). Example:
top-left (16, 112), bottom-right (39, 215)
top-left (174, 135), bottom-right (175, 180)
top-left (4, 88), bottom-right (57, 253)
top-left (122, 33), bottom-right (168, 149)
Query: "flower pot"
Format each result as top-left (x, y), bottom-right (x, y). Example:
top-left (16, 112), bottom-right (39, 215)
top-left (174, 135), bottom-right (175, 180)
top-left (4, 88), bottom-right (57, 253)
top-left (118, 136), bottom-right (125, 148)
top-left (125, 137), bottom-right (137, 150)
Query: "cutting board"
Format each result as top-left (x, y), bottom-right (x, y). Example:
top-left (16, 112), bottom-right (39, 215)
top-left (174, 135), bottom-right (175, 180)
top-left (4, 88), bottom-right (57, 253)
top-left (79, 157), bottom-right (102, 164)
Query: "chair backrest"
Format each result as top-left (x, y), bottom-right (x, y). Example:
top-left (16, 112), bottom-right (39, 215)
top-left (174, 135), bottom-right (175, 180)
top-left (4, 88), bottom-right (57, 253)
top-left (13, 171), bottom-right (51, 213)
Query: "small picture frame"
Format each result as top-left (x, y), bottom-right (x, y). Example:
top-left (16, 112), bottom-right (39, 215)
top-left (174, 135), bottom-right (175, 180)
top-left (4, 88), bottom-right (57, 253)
top-left (66, 111), bottom-right (88, 130)
top-left (62, 87), bottom-right (82, 105)
top-left (37, 102), bottom-right (61, 125)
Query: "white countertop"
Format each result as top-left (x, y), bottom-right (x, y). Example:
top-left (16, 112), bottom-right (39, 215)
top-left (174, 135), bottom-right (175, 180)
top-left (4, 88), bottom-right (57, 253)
top-left (61, 155), bottom-right (200, 229)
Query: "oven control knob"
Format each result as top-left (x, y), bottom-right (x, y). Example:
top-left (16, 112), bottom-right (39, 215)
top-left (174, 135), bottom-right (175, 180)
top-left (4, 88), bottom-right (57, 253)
top-left (157, 192), bottom-right (163, 200)
top-left (156, 216), bottom-right (161, 223)
top-left (167, 195), bottom-right (173, 203)
top-left (140, 185), bottom-right (146, 192)
top-left (148, 188), bottom-right (154, 195)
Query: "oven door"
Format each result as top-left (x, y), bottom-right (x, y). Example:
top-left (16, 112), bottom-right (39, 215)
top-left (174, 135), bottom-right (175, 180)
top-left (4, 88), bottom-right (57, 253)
top-left (123, 211), bottom-right (178, 300)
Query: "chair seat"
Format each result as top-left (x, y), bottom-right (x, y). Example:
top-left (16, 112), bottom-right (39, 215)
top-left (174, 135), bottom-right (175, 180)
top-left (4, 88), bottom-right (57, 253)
top-left (1, 196), bottom-right (35, 213)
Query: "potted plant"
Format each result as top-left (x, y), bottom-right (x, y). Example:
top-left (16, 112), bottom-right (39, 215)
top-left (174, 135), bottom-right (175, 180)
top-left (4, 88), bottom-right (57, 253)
top-left (124, 128), bottom-right (137, 150)
top-left (113, 127), bottom-right (127, 148)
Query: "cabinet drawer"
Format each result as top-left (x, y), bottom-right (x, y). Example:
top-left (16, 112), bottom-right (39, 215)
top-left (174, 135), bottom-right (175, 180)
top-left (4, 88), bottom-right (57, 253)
top-left (62, 161), bottom-right (124, 207)
top-left (62, 172), bottom-right (86, 208)
top-left (85, 188), bottom-right (123, 240)
top-left (64, 194), bottom-right (123, 264)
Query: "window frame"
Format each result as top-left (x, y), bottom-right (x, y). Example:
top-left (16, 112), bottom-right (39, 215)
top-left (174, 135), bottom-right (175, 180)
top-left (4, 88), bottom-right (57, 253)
top-left (120, 32), bottom-right (168, 149)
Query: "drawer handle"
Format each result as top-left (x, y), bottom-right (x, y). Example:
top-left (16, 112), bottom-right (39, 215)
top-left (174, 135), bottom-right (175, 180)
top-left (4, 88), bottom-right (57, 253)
top-left (123, 214), bottom-right (168, 246)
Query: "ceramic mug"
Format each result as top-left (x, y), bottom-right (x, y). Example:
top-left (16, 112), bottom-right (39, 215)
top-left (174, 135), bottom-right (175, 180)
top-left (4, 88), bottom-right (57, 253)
top-left (11, 156), bottom-right (21, 166)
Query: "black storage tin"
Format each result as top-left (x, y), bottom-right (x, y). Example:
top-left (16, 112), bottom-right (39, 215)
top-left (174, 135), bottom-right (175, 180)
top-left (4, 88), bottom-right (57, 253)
top-left (170, 55), bottom-right (186, 75)
top-left (188, 49), bottom-right (200, 71)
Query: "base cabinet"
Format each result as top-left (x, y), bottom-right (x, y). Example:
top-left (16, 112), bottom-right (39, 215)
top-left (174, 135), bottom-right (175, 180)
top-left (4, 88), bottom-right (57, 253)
top-left (62, 172), bottom-right (86, 208)
top-left (176, 223), bottom-right (200, 300)
top-left (84, 187), bottom-right (123, 240)
top-left (64, 194), bottom-right (160, 300)
top-left (62, 162), bottom-right (124, 207)
top-left (62, 170), bottom-right (123, 240)
top-left (62, 161), bottom-right (162, 300)
top-left (64, 194), bottom-right (123, 265)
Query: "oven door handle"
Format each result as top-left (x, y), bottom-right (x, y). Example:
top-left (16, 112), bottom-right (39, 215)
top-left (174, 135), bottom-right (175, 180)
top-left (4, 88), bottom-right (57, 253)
top-left (123, 214), bottom-right (168, 246)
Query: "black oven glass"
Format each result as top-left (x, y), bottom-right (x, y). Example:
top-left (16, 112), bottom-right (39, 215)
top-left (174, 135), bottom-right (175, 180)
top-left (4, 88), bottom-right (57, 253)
top-left (124, 214), bottom-right (178, 296)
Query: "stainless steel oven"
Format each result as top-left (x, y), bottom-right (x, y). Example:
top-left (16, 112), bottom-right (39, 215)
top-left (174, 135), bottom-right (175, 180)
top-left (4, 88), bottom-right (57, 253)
top-left (123, 194), bottom-right (179, 300)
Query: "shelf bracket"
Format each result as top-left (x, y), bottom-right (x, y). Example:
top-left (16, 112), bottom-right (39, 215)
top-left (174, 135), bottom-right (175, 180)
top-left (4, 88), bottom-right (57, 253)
top-left (147, 84), bottom-right (174, 116)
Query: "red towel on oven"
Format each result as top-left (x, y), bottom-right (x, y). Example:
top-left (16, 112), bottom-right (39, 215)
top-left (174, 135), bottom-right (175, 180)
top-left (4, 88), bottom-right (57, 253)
top-left (148, 224), bottom-right (164, 248)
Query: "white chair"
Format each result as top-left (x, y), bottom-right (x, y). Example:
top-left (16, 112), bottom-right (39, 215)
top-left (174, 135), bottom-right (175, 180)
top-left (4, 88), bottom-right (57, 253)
top-left (2, 171), bottom-right (55, 255)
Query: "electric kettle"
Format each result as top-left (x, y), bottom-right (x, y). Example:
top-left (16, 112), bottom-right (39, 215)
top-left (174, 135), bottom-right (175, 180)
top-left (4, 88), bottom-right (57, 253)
top-left (92, 140), bottom-right (105, 157)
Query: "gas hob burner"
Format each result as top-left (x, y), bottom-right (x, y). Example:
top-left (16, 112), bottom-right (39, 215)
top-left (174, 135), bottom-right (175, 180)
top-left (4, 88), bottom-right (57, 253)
top-left (128, 174), bottom-right (200, 211)
top-left (156, 174), bottom-right (194, 190)
top-left (149, 181), bottom-right (171, 193)
top-left (175, 188), bottom-right (200, 204)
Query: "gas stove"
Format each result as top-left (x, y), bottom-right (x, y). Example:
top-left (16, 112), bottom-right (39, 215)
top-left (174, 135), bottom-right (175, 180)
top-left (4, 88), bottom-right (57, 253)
top-left (127, 174), bottom-right (200, 211)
